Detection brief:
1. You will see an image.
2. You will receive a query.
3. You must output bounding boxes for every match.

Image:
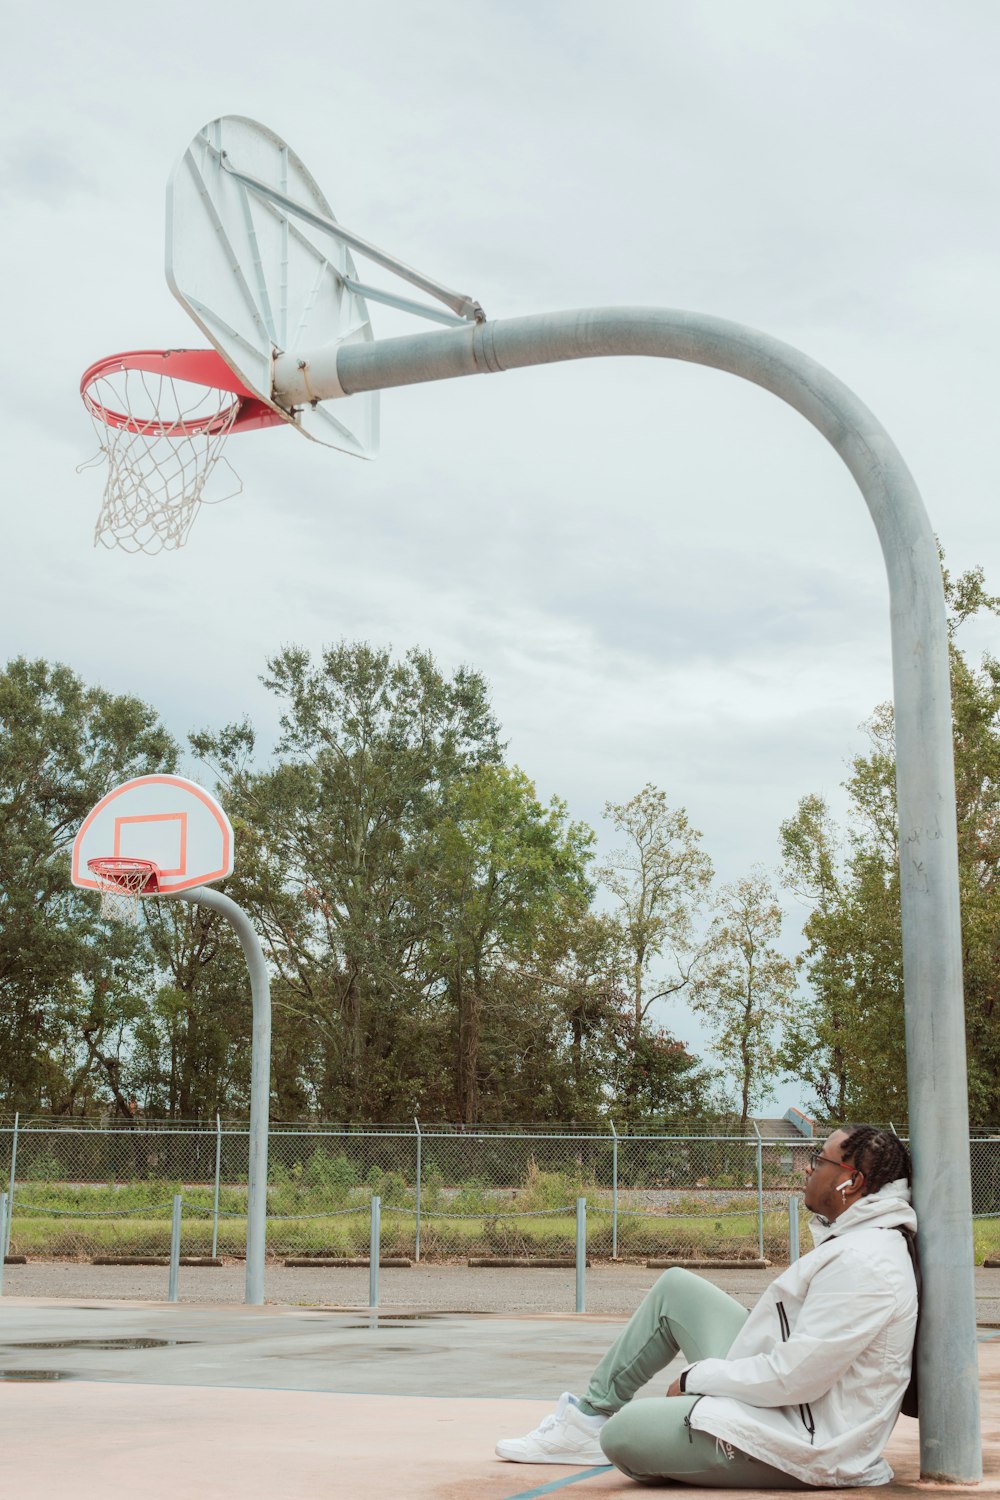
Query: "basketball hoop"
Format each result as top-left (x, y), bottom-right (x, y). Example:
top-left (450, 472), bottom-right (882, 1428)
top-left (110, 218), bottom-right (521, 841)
top-left (79, 349), bottom-right (287, 554)
top-left (86, 857), bottom-right (161, 925)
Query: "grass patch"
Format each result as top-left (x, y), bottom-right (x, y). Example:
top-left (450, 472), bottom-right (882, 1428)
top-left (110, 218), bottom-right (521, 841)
top-left (7, 1171), bottom-right (996, 1264)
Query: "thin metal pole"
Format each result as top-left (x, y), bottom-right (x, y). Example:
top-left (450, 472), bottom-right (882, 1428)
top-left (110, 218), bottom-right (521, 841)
top-left (0, 1192), bottom-right (7, 1295)
top-left (6, 1111), bottom-right (18, 1258)
top-left (788, 1196), bottom-right (800, 1265)
top-left (753, 1121), bottom-right (764, 1261)
top-left (168, 1193), bottom-right (182, 1302)
top-left (212, 1113), bottom-right (222, 1260)
top-left (275, 306), bottom-right (980, 1479)
top-left (610, 1120), bottom-right (619, 1261)
top-left (413, 1117), bottom-right (422, 1264)
top-left (575, 1197), bottom-right (587, 1314)
top-left (174, 888), bottom-right (271, 1306)
top-left (369, 1195), bottom-right (381, 1309)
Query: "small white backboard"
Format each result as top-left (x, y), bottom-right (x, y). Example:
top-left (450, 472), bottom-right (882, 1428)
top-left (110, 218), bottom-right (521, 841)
top-left (72, 774), bottom-right (234, 896)
top-left (166, 114), bottom-right (378, 457)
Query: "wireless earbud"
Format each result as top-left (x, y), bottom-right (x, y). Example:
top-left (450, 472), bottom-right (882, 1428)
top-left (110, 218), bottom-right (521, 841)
top-left (837, 1177), bottom-right (855, 1194)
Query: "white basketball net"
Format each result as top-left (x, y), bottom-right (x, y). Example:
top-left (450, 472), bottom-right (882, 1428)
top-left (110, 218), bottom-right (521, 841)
top-left (80, 366), bottom-right (244, 554)
top-left (88, 861), bottom-right (158, 926)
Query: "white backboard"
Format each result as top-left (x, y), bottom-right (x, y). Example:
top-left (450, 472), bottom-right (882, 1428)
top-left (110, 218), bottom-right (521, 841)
top-left (166, 114), bottom-right (379, 457)
top-left (72, 775), bottom-right (234, 896)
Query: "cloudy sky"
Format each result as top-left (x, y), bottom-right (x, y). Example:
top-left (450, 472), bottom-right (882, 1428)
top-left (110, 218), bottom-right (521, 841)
top-left (4, 1), bottom-right (997, 1112)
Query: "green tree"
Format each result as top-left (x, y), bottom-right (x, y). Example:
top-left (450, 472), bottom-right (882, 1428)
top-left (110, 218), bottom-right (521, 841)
top-left (192, 642), bottom-right (504, 1120)
top-left (608, 1022), bottom-right (719, 1124)
top-left (0, 658), bottom-right (176, 1113)
top-left (780, 562), bottom-right (1000, 1123)
top-left (132, 901), bottom-right (255, 1119)
top-left (690, 869), bottom-right (794, 1129)
top-left (597, 785), bottom-right (714, 1045)
top-left (421, 763), bottom-right (595, 1120)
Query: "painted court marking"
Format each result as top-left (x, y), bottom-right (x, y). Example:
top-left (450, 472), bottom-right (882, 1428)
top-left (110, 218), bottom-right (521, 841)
top-left (502, 1468), bottom-right (611, 1500)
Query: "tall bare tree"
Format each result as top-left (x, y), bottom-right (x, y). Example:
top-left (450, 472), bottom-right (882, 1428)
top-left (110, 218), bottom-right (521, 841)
top-left (690, 869), bottom-right (794, 1129)
top-left (597, 784), bottom-right (713, 1046)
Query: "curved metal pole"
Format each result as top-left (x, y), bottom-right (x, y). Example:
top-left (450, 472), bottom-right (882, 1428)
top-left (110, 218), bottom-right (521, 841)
top-left (173, 886), bottom-right (271, 1306)
top-left (277, 308), bottom-right (980, 1480)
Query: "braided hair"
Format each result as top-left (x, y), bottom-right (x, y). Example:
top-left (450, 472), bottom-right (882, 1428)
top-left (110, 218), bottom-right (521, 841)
top-left (840, 1124), bottom-right (911, 1193)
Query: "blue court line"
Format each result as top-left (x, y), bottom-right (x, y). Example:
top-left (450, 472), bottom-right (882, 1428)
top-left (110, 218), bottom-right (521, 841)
top-left (979, 1330), bottom-right (1000, 1341)
top-left (501, 1467), bottom-right (611, 1500)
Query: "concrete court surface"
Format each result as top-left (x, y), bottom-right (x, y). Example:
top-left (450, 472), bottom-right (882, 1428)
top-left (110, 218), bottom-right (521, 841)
top-left (1, 1295), bottom-right (999, 1500)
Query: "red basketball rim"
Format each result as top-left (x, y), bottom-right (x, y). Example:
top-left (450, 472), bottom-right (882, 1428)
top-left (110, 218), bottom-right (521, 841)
top-left (80, 348), bottom-right (288, 436)
top-left (86, 855), bottom-right (162, 894)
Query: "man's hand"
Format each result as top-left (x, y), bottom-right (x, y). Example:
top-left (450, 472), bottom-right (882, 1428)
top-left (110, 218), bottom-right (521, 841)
top-left (666, 1375), bottom-right (684, 1398)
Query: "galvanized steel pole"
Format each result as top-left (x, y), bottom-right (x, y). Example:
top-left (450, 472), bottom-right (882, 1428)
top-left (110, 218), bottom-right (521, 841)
top-left (5, 1111), bottom-right (18, 1259)
top-left (370, 1196), bottom-right (382, 1309)
top-left (275, 306), bottom-right (979, 1480)
top-left (168, 1193), bottom-right (182, 1302)
top-left (575, 1197), bottom-right (587, 1314)
top-left (0, 1192), bottom-right (7, 1296)
top-left (413, 1117), bottom-right (422, 1264)
top-left (212, 1112), bottom-right (222, 1261)
top-left (175, 887), bottom-right (272, 1306)
top-left (788, 1195), bottom-right (801, 1266)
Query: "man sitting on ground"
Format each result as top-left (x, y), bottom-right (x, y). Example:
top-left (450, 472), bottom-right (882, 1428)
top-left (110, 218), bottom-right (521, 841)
top-left (496, 1125), bottom-right (917, 1488)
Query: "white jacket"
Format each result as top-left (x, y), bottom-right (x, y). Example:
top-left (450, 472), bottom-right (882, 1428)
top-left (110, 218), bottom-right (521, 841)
top-left (684, 1180), bottom-right (918, 1487)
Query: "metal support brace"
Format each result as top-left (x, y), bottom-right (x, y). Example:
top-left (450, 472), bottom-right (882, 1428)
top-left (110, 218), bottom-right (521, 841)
top-left (219, 153), bottom-right (485, 324)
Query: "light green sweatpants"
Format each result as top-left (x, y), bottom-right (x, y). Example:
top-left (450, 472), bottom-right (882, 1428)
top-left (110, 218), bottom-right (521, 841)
top-left (580, 1267), bottom-right (809, 1487)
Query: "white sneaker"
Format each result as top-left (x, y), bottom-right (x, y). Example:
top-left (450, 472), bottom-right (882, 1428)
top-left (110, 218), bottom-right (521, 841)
top-left (495, 1392), bottom-right (608, 1464)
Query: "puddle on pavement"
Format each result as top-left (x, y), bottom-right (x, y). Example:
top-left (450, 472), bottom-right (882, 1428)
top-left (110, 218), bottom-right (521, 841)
top-left (3, 1338), bottom-right (196, 1351)
top-left (0, 1369), bottom-right (76, 1381)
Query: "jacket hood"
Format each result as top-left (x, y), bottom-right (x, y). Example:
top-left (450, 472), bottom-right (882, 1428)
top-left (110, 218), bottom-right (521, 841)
top-left (810, 1176), bottom-right (916, 1245)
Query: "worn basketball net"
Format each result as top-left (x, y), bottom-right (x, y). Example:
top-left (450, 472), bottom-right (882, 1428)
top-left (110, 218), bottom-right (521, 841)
top-left (79, 350), bottom-right (286, 554)
top-left (86, 857), bottom-right (161, 925)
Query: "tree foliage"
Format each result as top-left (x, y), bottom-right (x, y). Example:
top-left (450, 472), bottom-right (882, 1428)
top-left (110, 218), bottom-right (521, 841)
top-left (690, 868), bottom-right (794, 1128)
top-left (0, 645), bottom-right (773, 1126)
top-left (597, 785), bottom-right (714, 1044)
top-left (0, 658), bottom-right (176, 1113)
top-left (780, 563), bottom-right (1000, 1124)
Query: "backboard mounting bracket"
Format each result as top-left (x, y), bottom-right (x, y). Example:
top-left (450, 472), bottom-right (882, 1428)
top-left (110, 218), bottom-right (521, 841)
top-left (218, 151), bottom-right (486, 326)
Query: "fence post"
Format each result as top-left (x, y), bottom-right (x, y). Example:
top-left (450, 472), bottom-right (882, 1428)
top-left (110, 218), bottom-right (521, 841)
top-left (211, 1113), bottom-right (222, 1260)
top-left (752, 1120), bottom-right (764, 1260)
top-left (610, 1120), bottom-right (619, 1261)
top-left (413, 1117), bottom-right (421, 1264)
top-left (0, 1192), bottom-right (7, 1296)
top-left (369, 1195), bottom-right (381, 1309)
top-left (5, 1111), bottom-right (18, 1259)
top-left (168, 1193), bottom-right (183, 1302)
top-left (788, 1195), bottom-right (800, 1265)
top-left (575, 1197), bottom-right (587, 1314)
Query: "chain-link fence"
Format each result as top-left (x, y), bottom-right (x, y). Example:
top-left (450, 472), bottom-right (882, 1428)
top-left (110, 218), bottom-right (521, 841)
top-left (2, 1119), bottom-right (998, 1274)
